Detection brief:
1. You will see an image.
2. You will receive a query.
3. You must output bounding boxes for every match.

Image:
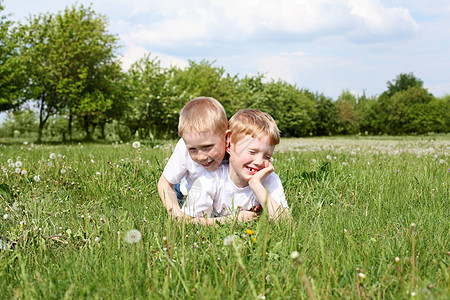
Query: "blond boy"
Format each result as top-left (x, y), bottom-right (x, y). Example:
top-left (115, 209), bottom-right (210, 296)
top-left (157, 97), bottom-right (228, 219)
top-left (182, 109), bottom-right (290, 225)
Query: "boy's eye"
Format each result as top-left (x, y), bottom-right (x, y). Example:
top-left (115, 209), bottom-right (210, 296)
top-left (264, 156), bottom-right (272, 160)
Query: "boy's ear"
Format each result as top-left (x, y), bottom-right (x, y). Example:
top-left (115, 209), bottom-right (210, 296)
top-left (225, 130), bottom-right (232, 153)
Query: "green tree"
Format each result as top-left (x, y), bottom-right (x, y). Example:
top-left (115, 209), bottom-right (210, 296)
top-left (17, 4), bottom-right (119, 142)
top-left (355, 93), bottom-right (382, 134)
top-left (1, 109), bottom-right (37, 137)
top-left (251, 80), bottom-right (317, 137)
top-left (382, 72), bottom-right (424, 98)
top-left (312, 93), bottom-right (338, 136)
top-left (384, 86), bottom-right (435, 134)
top-left (335, 90), bottom-right (359, 134)
top-left (122, 54), bottom-right (169, 139)
top-left (0, 1), bottom-right (25, 111)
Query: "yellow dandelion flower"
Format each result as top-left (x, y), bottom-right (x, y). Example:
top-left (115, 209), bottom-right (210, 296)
top-left (246, 229), bottom-right (254, 236)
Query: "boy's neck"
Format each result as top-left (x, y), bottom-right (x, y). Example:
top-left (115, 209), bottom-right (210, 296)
top-left (228, 163), bottom-right (249, 188)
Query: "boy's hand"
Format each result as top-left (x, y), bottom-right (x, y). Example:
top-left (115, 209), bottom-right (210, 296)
top-left (237, 210), bottom-right (258, 222)
top-left (248, 161), bottom-right (274, 186)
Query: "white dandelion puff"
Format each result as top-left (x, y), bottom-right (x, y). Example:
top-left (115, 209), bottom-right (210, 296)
top-left (50, 153), bottom-right (56, 160)
top-left (21, 169), bottom-right (27, 175)
top-left (223, 235), bottom-right (237, 246)
top-left (15, 168), bottom-right (21, 174)
top-left (34, 175), bottom-right (40, 182)
top-left (132, 141), bottom-right (141, 149)
top-left (15, 161), bottom-right (22, 168)
top-left (125, 229), bottom-right (142, 244)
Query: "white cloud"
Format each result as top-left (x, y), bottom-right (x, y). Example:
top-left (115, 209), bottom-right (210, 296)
top-left (348, 0), bottom-right (418, 41)
top-left (119, 38), bottom-right (188, 71)
top-left (115, 0), bottom-right (419, 51)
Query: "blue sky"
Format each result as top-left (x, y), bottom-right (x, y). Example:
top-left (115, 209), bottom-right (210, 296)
top-left (2, 0), bottom-right (450, 100)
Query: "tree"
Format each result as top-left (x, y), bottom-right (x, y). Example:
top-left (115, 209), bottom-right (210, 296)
top-left (0, 1), bottom-right (25, 111)
top-left (382, 72), bottom-right (424, 98)
top-left (384, 86), bottom-right (435, 134)
top-left (335, 90), bottom-right (359, 134)
top-left (122, 54), bottom-right (169, 139)
top-left (313, 93), bottom-right (338, 136)
top-left (251, 80), bottom-right (317, 137)
top-left (1, 109), bottom-right (37, 137)
top-left (17, 4), bottom-right (119, 142)
top-left (355, 93), bottom-right (382, 134)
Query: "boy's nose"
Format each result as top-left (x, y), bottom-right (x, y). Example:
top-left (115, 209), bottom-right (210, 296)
top-left (254, 155), bottom-right (265, 167)
top-left (197, 151), bottom-right (208, 161)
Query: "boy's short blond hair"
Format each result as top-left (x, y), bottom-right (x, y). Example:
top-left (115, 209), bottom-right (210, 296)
top-left (178, 97), bottom-right (228, 137)
top-left (229, 109), bottom-right (280, 146)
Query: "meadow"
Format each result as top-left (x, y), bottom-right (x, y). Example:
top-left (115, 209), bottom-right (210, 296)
top-left (0, 136), bottom-right (448, 299)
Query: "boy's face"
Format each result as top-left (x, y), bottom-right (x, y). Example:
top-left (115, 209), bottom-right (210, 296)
top-left (227, 134), bottom-right (274, 187)
top-left (182, 130), bottom-right (226, 171)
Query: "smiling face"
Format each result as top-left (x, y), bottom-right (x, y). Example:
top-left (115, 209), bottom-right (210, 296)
top-left (227, 134), bottom-right (274, 188)
top-left (182, 130), bottom-right (226, 171)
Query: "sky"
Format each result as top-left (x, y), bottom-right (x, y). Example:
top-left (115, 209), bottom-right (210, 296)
top-left (2, 0), bottom-right (450, 103)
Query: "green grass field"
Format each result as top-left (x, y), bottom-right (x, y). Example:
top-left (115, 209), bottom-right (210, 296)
top-left (1, 136), bottom-right (448, 299)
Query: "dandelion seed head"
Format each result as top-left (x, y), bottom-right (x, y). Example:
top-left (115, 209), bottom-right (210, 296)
top-left (50, 153), bottom-right (56, 160)
top-left (290, 251), bottom-right (300, 260)
top-left (132, 141), bottom-right (141, 149)
top-left (34, 175), bottom-right (40, 182)
top-left (3, 214), bottom-right (8, 219)
top-left (60, 168), bottom-right (66, 174)
top-left (21, 169), bottom-right (27, 175)
top-left (223, 235), bottom-right (237, 246)
top-left (125, 229), bottom-right (142, 244)
top-left (15, 161), bottom-right (22, 168)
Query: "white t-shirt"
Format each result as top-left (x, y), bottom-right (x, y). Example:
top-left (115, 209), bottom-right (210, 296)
top-left (182, 163), bottom-right (289, 218)
top-left (162, 138), bottom-right (206, 187)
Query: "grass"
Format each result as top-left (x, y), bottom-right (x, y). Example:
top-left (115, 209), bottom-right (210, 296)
top-left (0, 136), bottom-right (448, 299)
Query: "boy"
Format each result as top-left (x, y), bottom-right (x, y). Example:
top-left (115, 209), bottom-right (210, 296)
top-left (157, 97), bottom-right (228, 219)
top-left (181, 109), bottom-right (290, 225)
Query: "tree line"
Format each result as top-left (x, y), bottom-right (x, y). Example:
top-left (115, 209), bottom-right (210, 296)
top-left (1, 3), bottom-right (448, 142)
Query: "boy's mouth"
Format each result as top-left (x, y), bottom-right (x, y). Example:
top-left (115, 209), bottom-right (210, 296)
top-left (202, 160), bottom-right (214, 167)
top-left (246, 166), bottom-right (260, 175)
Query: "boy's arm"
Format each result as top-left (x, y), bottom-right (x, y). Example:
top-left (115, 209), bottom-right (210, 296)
top-left (158, 174), bottom-right (184, 219)
top-left (182, 210), bottom-right (258, 226)
top-left (248, 162), bottom-right (291, 221)
top-left (181, 175), bottom-right (258, 225)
